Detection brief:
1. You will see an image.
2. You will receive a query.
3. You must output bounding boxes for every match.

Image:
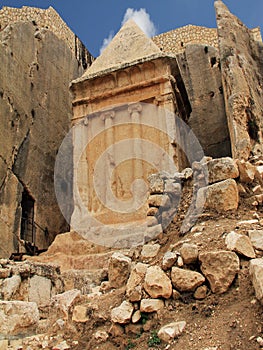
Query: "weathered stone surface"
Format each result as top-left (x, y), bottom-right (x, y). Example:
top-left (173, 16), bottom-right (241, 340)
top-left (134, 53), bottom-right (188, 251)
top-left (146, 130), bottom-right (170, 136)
top-left (141, 244), bottom-right (160, 260)
top-left (140, 299), bottom-right (164, 313)
top-left (111, 301), bottom-right (134, 324)
top-left (0, 18), bottom-right (89, 256)
top-left (225, 231), bottom-right (255, 258)
top-left (132, 310), bottom-right (141, 323)
top-left (164, 180), bottom-right (181, 194)
top-left (28, 275), bottom-right (52, 306)
top-left (249, 258), bottom-right (263, 304)
top-left (236, 160), bottom-right (256, 183)
top-left (196, 179), bottom-right (239, 211)
top-left (108, 252), bottom-right (131, 288)
top-left (0, 268), bottom-right (11, 279)
top-left (148, 174), bottom-right (164, 194)
top-left (158, 321), bottom-right (186, 343)
top-left (94, 330), bottom-right (109, 342)
top-left (147, 207), bottom-right (159, 216)
top-left (199, 250), bottom-right (240, 293)
top-left (171, 267), bottom-right (205, 292)
top-left (162, 251), bottom-right (178, 270)
top-left (0, 340), bottom-right (8, 350)
top-left (51, 289), bottom-right (81, 319)
top-left (126, 263), bottom-right (148, 302)
top-left (144, 266), bottom-right (172, 299)
top-left (148, 194), bottom-right (171, 208)
top-left (1, 274), bottom-right (21, 300)
top-left (206, 157), bottom-right (239, 184)
top-left (177, 44), bottom-right (230, 159)
top-left (179, 243), bottom-right (199, 264)
top-left (82, 19), bottom-right (161, 78)
top-left (215, 1), bottom-right (263, 160)
top-left (249, 230), bottom-right (263, 251)
top-left (72, 305), bottom-right (89, 323)
top-left (0, 300), bottom-right (39, 335)
top-left (194, 285), bottom-right (208, 300)
top-left (30, 231), bottom-right (112, 272)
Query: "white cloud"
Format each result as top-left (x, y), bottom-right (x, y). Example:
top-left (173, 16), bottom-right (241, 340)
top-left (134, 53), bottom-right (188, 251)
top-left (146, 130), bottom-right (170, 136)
top-left (121, 8), bottom-right (157, 38)
top-left (99, 31), bottom-right (114, 55)
top-left (99, 8), bottom-right (157, 54)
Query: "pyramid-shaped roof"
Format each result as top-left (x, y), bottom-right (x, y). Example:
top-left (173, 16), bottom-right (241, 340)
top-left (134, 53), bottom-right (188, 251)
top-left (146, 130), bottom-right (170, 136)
top-left (81, 19), bottom-right (162, 79)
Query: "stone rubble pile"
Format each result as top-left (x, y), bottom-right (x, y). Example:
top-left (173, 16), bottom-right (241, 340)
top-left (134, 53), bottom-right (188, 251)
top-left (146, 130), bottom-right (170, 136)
top-left (0, 156), bottom-right (263, 348)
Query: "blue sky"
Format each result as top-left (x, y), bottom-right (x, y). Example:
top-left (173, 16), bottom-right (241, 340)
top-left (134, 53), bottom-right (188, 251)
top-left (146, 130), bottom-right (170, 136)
top-left (1, 1), bottom-right (262, 57)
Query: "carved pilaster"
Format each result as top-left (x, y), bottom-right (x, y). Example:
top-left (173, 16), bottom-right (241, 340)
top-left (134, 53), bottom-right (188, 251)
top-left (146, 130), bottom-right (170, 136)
top-left (100, 110), bottom-right (115, 122)
top-left (128, 103), bottom-right (142, 123)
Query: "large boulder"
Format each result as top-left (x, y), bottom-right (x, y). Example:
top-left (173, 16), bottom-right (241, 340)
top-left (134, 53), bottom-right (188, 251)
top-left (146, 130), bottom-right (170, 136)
top-left (179, 243), bottom-right (199, 264)
top-left (1, 275), bottom-right (21, 300)
top-left (236, 160), bottom-right (256, 183)
top-left (206, 157), bottom-right (239, 184)
top-left (196, 179), bottom-right (239, 211)
top-left (144, 266), bottom-right (172, 299)
top-left (126, 263), bottom-right (148, 302)
top-left (140, 299), bottom-right (164, 313)
top-left (199, 251), bottom-right (239, 293)
top-left (28, 275), bottom-right (52, 306)
top-left (171, 267), bottom-right (205, 292)
top-left (0, 301), bottom-right (39, 335)
top-left (111, 301), bottom-right (134, 324)
top-left (225, 231), bottom-right (255, 258)
top-left (108, 252), bottom-right (131, 288)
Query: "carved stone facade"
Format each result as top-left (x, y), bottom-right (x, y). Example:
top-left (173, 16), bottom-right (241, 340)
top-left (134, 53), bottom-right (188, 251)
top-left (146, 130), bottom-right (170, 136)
top-left (70, 22), bottom-right (182, 228)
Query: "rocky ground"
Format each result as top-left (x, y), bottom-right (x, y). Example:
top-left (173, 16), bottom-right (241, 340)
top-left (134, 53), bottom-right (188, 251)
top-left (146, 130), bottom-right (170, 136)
top-left (1, 157), bottom-right (263, 349)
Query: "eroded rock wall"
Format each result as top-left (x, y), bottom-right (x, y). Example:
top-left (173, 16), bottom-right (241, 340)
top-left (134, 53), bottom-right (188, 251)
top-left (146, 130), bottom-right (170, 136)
top-left (0, 20), bottom-right (88, 257)
top-left (177, 44), bottom-right (231, 158)
top-left (215, 0), bottom-right (263, 160)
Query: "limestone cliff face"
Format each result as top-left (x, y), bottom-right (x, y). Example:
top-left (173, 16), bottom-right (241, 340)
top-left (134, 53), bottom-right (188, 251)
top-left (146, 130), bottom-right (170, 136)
top-left (0, 21), bottom-right (87, 257)
top-left (215, 0), bottom-right (263, 160)
top-left (177, 44), bottom-right (231, 158)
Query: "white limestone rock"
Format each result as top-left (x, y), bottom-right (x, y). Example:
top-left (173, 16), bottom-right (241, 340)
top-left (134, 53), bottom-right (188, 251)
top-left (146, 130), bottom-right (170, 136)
top-left (199, 250), bottom-right (240, 294)
top-left (206, 157), bottom-right (239, 184)
top-left (0, 300), bottom-right (39, 335)
top-left (126, 263), bottom-right (148, 302)
top-left (144, 266), bottom-right (172, 299)
top-left (1, 274), bottom-right (21, 300)
top-left (225, 231), bottom-right (255, 258)
top-left (108, 252), bottom-right (131, 288)
top-left (249, 230), bottom-right (263, 251)
top-left (171, 267), bottom-right (205, 292)
top-left (111, 301), bottom-right (134, 324)
top-left (158, 321), bottom-right (186, 342)
top-left (141, 244), bottom-right (160, 260)
top-left (179, 243), bottom-right (199, 264)
top-left (29, 275), bottom-right (52, 306)
top-left (162, 251), bottom-right (178, 270)
top-left (249, 258), bottom-right (263, 304)
top-left (140, 299), bottom-right (164, 313)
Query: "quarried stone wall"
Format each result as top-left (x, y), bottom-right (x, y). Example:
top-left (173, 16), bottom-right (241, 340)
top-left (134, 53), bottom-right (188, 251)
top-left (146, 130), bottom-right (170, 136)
top-left (0, 6), bottom-right (93, 69)
top-left (153, 25), bottom-right (218, 55)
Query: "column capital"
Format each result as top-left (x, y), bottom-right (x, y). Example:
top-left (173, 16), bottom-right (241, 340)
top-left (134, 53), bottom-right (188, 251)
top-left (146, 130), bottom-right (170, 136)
top-left (128, 103), bottom-right (142, 116)
top-left (100, 110), bottom-right (115, 122)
